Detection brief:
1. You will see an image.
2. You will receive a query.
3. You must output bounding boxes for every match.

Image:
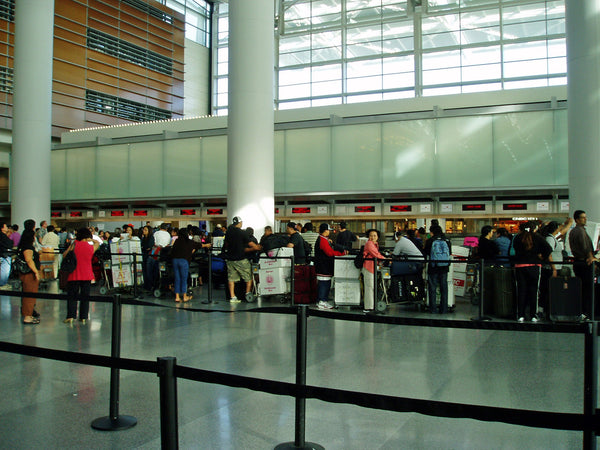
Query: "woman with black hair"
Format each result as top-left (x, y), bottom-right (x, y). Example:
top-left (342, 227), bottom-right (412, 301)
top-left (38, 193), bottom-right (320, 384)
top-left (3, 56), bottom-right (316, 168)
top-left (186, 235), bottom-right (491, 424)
top-left (18, 219), bottom-right (40, 324)
top-left (513, 221), bottom-right (552, 322)
top-left (477, 225), bottom-right (499, 261)
top-left (63, 227), bottom-right (99, 324)
top-left (170, 227), bottom-right (210, 303)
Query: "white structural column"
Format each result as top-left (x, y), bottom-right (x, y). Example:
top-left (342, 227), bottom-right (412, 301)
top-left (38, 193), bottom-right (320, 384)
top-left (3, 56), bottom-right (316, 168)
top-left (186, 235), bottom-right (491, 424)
top-left (227, 0), bottom-right (275, 237)
top-left (566, 0), bottom-right (600, 220)
top-left (11, 0), bottom-right (54, 228)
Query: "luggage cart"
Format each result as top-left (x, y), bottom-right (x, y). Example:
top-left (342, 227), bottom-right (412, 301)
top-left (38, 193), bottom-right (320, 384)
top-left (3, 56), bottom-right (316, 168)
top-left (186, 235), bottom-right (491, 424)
top-left (257, 247), bottom-right (293, 303)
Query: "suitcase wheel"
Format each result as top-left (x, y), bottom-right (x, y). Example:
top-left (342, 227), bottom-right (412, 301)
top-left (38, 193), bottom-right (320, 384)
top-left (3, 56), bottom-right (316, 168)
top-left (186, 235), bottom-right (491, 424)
top-left (376, 300), bottom-right (387, 313)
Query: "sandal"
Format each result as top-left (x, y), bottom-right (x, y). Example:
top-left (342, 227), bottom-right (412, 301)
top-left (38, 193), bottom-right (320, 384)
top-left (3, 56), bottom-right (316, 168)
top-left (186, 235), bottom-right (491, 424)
top-left (183, 296), bottom-right (192, 302)
top-left (23, 317), bottom-right (40, 325)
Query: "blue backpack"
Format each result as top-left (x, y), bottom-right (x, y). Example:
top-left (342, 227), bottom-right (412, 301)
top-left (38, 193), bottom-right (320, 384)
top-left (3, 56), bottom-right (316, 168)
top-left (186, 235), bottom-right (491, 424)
top-left (430, 238), bottom-right (450, 268)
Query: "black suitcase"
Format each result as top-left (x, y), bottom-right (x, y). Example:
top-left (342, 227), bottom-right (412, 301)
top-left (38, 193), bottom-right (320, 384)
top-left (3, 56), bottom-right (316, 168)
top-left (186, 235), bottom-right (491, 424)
top-left (492, 266), bottom-right (516, 319)
top-left (390, 274), bottom-right (425, 304)
top-left (549, 276), bottom-right (582, 322)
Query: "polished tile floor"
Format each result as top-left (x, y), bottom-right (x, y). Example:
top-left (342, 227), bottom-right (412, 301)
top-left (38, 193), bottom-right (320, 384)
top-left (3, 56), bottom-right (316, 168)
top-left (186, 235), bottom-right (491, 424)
top-left (0, 281), bottom-right (590, 449)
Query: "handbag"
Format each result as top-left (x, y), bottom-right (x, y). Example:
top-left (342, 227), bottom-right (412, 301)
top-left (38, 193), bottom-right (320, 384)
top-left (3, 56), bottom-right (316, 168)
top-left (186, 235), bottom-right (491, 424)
top-left (13, 253), bottom-right (32, 274)
top-left (60, 247), bottom-right (77, 274)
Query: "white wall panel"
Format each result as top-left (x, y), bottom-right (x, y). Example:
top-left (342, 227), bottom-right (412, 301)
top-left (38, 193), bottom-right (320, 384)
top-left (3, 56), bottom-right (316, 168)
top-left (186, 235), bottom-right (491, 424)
top-left (51, 150), bottom-right (66, 200)
top-left (284, 127), bottom-right (330, 192)
top-left (274, 131), bottom-right (285, 193)
top-left (96, 144), bottom-right (129, 199)
top-left (332, 123), bottom-right (381, 190)
top-left (65, 147), bottom-right (96, 200)
top-left (129, 141), bottom-right (163, 197)
top-left (436, 116), bottom-right (494, 188)
top-left (493, 111), bottom-right (555, 186)
top-left (200, 135), bottom-right (227, 195)
top-left (382, 120), bottom-right (435, 190)
top-left (164, 138), bottom-right (202, 197)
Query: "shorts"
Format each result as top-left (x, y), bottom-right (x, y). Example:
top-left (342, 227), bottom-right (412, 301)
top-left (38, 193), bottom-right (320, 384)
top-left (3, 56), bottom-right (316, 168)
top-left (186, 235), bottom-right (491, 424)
top-left (226, 259), bottom-right (252, 283)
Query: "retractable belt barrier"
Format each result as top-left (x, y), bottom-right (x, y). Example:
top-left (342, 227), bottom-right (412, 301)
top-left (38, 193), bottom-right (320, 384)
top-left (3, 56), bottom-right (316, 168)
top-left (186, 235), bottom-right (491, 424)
top-left (0, 258), bottom-right (598, 449)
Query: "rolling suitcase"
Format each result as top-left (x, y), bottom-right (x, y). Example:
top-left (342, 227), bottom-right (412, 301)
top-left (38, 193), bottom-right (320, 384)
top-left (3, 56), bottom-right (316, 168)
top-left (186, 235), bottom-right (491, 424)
top-left (492, 266), bottom-right (516, 319)
top-left (549, 276), bottom-right (582, 322)
top-left (293, 265), bottom-right (316, 304)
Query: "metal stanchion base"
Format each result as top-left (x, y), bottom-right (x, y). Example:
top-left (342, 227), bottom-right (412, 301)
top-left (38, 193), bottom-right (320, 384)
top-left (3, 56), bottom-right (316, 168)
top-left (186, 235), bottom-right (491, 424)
top-left (201, 300), bottom-right (211, 304)
top-left (91, 415), bottom-right (137, 431)
top-left (275, 442), bottom-right (324, 450)
top-left (470, 315), bottom-right (492, 321)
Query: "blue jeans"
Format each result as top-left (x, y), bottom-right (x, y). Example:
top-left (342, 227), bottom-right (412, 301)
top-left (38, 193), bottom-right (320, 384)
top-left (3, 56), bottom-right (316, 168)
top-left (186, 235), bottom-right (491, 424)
top-left (0, 256), bottom-right (11, 286)
top-left (317, 278), bottom-right (332, 303)
top-left (428, 270), bottom-right (448, 313)
top-left (172, 258), bottom-right (189, 295)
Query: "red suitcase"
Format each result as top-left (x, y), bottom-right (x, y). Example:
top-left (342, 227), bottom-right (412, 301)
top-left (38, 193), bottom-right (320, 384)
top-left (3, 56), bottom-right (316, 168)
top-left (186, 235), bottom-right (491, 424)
top-left (293, 265), bottom-right (316, 304)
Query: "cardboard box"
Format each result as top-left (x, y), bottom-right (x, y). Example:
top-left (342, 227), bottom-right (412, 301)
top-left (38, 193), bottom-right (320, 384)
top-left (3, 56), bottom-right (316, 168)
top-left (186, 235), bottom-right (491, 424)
top-left (111, 263), bottom-right (143, 287)
top-left (260, 247), bottom-right (293, 269)
top-left (334, 256), bottom-right (360, 279)
top-left (334, 279), bottom-right (361, 306)
top-left (258, 267), bottom-right (291, 295)
top-left (452, 246), bottom-right (470, 273)
top-left (453, 271), bottom-right (467, 297)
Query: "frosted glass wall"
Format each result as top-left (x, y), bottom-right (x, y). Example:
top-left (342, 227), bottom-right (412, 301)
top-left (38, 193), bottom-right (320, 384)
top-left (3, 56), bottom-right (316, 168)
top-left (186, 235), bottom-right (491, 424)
top-left (51, 110), bottom-right (567, 201)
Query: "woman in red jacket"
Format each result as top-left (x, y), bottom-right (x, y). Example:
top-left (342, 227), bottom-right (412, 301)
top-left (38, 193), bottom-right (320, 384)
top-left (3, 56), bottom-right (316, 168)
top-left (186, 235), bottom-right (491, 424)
top-left (362, 229), bottom-right (386, 313)
top-left (63, 228), bottom-right (99, 324)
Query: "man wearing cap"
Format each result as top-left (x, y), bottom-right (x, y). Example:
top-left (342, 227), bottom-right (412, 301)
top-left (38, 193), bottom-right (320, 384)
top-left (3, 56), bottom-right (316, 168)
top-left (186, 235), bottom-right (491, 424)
top-left (314, 223), bottom-right (346, 309)
top-left (223, 216), bottom-right (261, 303)
top-left (212, 224), bottom-right (225, 237)
top-left (286, 221), bottom-right (307, 264)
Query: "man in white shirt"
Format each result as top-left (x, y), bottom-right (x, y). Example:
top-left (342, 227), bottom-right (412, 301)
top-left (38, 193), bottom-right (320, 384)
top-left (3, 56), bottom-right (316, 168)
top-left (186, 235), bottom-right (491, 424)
top-left (146, 223), bottom-right (171, 291)
top-left (41, 225), bottom-right (60, 278)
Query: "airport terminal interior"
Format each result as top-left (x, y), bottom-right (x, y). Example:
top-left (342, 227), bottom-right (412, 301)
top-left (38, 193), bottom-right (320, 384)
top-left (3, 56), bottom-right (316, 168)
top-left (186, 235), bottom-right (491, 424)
top-left (0, 0), bottom-right (597, 448)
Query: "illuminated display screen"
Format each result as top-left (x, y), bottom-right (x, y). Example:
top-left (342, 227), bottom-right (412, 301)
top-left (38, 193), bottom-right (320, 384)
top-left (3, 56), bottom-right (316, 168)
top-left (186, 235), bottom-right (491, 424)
top-left (70, 211), bottom-right (82, 217)
top-left (180, 209), bottom-right (196, 216)
top-left (502, 203), bottom-right (527, 211)
top-left (355, 205), bottom-right (375, 213)
top-left (207, 208), bottom-right (223, 215)
top-left (51, 212), bottom-right (61, 218)
top-left (292, 207), bottom-right (311, 214)
top-left (133, 210), bottom-right (148, 217)
top-left (390, 205), bottom-right (412, 212)
top-left (111, 210), bottom-right (125, 217)
top-left (462, 204), bottom-right (486, 211)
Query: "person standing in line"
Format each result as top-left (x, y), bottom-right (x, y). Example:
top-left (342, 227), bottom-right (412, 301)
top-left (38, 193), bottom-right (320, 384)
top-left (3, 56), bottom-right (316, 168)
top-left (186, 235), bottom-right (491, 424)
top-left (35, 220), bottom-right (48, 247)
top-left (336, 221), bottom-right (357, 251)
top-left (9, 224), bottom-right (20, 248)
top-left (286, 221), bottom-right (307, 264)
top-left (223, 216), bottom-right (261, 303)
top-left (0, 222), bottom-right (13, 287)
top-left (424, 224), bottom-right (452, 314)
top-left (362, 229), bottom-right (387, 313)
top-left (170, 228), bottom-right (210, 303)
top-left (513, 221), bottom-right (552, 322)
top-left (568, 210), bottom-right (598, 320)
top-left (494, 227), bottom-right (512, 267)
top-left (18, 220), bottom-right (40, 324)
top-left (302, 223), bottom-right (319, 258)
top-left (477, 225), bottom-right (499, 261)
top-left (140, 225), bottom-right (155, 292)
top-left (63, 228), bottom-right (100, 324)
top-left (314, 223), bottom-right (346, 310)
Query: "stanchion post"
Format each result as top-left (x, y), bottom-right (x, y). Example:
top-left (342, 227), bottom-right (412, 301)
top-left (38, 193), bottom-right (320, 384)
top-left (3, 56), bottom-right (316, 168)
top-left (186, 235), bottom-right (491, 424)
top-left (589, 263), bottom-right (595, 321)
top-left (158, 356), bottom-right (178, 450)
top-left (583, 321), bottom-right (598, 449)
top-left (290, 255), bottom-right (295, 305)
top-left (91, 294), bottom-right (137, 431)
top-left (132, 252), bottom-right (141, 299)
top-left (471, 259), bottom-right (491, 321)
top-left (204, 251), bottom-right (212, 304)
top-left (275, 305), bottom-right (323, 450)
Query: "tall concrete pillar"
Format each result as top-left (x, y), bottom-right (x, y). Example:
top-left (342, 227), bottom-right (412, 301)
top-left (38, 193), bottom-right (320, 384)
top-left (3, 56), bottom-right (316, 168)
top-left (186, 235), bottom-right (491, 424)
top-left (227, 0), bottom-right (274, 237)
top-left (11, 0), bottom-right (54, 228)
top-left (566, 0), bottom-right (600, 221)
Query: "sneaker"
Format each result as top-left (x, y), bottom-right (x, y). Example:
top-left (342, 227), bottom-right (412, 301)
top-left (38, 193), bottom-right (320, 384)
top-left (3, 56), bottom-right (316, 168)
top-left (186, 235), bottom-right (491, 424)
top-left (245, 292), bottom-right (254, 302)
top-left (317, 301), bottom-right (334, 310)
top-left (579, 314), bottom-right (588, 322)
top-left (517, 317), bottom-right (525, 323)
top-left (230, 297), bottom-right (241, 303)
top-left (531, 316), bottom-right (539, 323)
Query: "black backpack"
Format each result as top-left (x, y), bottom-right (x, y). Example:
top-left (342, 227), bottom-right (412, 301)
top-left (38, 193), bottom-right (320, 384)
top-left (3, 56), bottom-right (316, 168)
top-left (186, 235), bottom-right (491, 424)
top-left (353, 246), bottom-right (365, 269)
top-left (303, 239), bottom-right (312, 263)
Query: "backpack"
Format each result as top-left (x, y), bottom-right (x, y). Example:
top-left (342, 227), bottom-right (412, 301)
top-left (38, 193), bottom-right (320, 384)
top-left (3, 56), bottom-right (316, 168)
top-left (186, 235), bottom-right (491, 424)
top-left (302, 239), bottom-right (312, 263)
top-left (430, 238), bottom-right (450, 268)
top-left (353, 245), bottom-right (365, 269)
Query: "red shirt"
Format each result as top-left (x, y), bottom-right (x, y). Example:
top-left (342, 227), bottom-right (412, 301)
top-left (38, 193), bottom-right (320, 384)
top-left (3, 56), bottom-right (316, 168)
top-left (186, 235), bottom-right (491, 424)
top-left (68, 240), bottom-right (95, 281)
